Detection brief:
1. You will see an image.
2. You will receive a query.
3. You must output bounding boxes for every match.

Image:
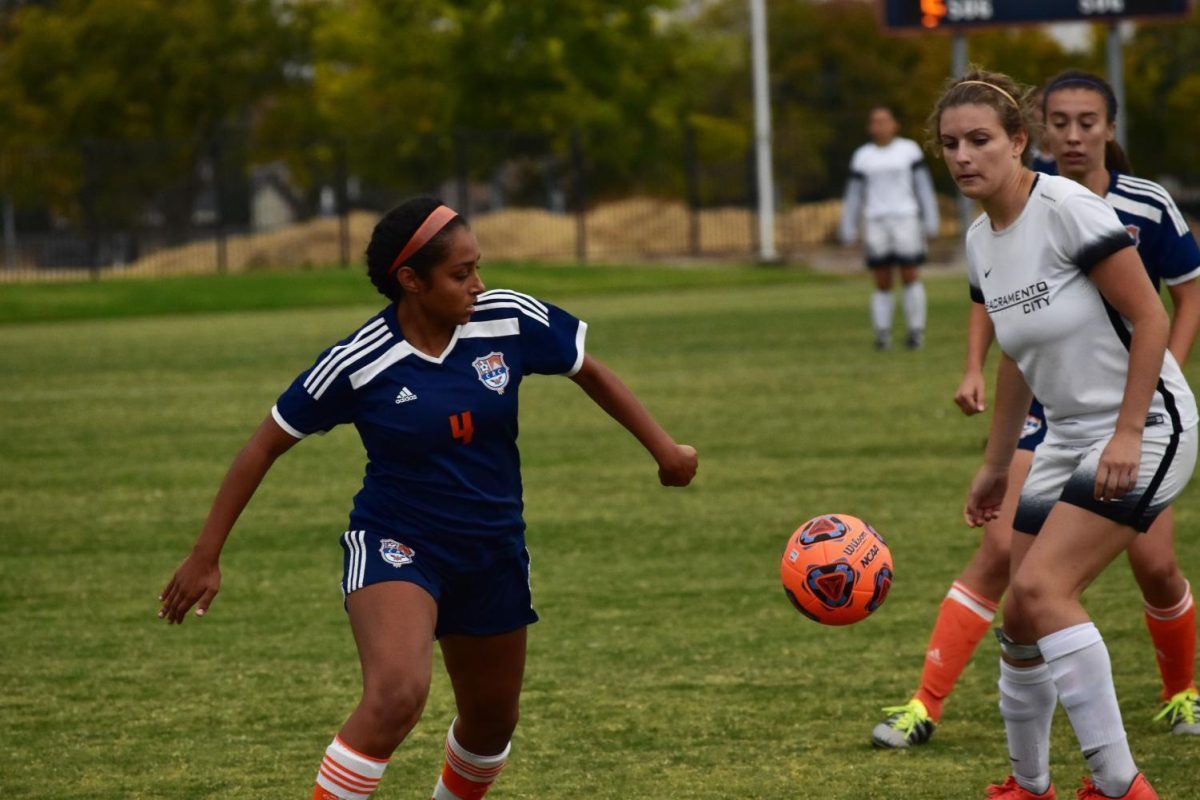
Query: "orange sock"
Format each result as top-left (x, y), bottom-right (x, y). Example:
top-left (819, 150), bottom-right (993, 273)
top-left (1144, 581), bottom-right (1197, 700)
top-left (913, 581), bottom-right (999, 721)
top-left (430, 720), bottom-right (509, 800)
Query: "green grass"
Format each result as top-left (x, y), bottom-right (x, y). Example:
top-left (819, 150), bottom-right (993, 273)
top-left (2, 266), bottom-right (1197, 799)
top-left (0, 261), bottom-right (819, 325)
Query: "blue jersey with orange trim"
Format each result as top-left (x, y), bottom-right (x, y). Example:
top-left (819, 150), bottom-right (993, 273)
top-left (1106, 171), bottom-right (1200, 290)
top-left (272, 289), bottom-right (587, 567)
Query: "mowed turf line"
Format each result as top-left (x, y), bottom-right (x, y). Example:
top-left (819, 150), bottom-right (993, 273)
top-left (1, 268), bottom-right (1197, 799)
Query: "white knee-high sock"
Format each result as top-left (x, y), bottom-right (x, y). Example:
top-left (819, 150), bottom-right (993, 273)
top-left (1040, 623), bottom-right (1139, 797)
top-left (902, 281), bottom-right (926, 333)
top-left (998, 660), bottom-right (1057, 795)
top-left (871, 290), bottom-right (895, 336)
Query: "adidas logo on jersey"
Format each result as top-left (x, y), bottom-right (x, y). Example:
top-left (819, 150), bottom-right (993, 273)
top-left (394, 387), bottom-right (418, 404)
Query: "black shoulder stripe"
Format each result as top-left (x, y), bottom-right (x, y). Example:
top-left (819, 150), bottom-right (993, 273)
top-left (969, 285), bottom-right (985, 304)
top-left (1076, 231), bottom-right (1135, 275)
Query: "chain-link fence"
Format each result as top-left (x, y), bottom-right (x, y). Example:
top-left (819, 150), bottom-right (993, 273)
top-left (0, 125), bottom-right (879, 281)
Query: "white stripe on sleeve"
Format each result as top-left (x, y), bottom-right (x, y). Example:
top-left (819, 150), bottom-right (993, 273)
top-left (271, 404), bottom-right (308, 439)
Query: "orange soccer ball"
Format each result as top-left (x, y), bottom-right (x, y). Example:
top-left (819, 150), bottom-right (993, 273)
top-left (780, 513), bottom-right (894, 626)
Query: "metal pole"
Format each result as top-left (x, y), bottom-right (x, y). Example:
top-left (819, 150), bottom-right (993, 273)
top-left (749, 0), bottom-right (777, 262)
top-left (952, 33), bottom-right (972, 240)
top-left (2, 194), bottom-right (16, 270)
top-left (1106, 22), bottom-right (1128, 150)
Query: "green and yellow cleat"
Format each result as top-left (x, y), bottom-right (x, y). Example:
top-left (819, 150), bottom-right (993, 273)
top-left (1152, 688), bottom-right (1200, 735)
top-left (871, 698), bottom-right (936, 748)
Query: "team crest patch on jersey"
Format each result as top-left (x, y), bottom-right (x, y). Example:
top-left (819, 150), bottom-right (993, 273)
top-left (379, 539), bottom-right (415, 568)
top-left (472, 351), bottom-right (510, 394)
top-left (1125, 224), bottom-right (1141, 246)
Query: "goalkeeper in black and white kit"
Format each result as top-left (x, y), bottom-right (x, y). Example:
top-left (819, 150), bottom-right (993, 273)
top-left (839, 105), bottom-right (940, 350)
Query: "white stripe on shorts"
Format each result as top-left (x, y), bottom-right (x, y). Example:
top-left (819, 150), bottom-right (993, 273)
top-left (343, 530), bottom-right (367, 594)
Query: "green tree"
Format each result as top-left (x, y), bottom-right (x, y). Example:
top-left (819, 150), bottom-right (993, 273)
top-left (1123, 11), bottom-right (1200, 182)
top-left (0, 0), bottom-right (294, 238)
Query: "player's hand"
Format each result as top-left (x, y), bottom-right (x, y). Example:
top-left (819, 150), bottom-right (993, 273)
top-left (954, 370), bottom-right (987, 416)
top-left (964, 463), bottom-right (1008, 528)
top-left (657, 443), bottom-right (698, 487)
top-left (158, 551), bottom-right (221, 624)
top-left (1095, 430), bottom-right (1142, 503)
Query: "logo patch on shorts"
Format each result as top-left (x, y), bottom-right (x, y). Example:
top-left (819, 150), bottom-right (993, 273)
top-left (1021, 413), bottom-right (1044, 440)
top-left (379, 539), bottom-right (415, 567)
top-left (472, 351), bottom-right (510, 394)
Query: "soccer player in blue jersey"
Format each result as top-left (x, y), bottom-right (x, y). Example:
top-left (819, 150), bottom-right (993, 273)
top-left (872, 71), bottom-right (1200, 759)
top-left (157, 196), bottom-right (698, 800)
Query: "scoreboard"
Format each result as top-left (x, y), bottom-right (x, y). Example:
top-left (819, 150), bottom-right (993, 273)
top-left (882, 0), bottom-right (1192, 30)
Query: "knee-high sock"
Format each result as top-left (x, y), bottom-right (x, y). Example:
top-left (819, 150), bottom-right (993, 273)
top-left (998, 660), bottom-right (1057, 796)
top-left (430, 719), bottom-right (510, 800)
top-left (871, 290), bottom-right (895, 336)
top-left (913, 581), bottom-right (998, 721)
top-left (902, 281), bottom-right (926, 333)
top-left (1040, 623), bottom-right (1138, 798)
top-left (1144, 581), bottom-right (1197, 699)
top-left (313, 735), bottom-right (388, 800)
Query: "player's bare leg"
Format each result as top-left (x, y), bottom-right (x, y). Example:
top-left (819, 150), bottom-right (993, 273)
top-left (1001, 504), bottom-right (1152, 799)
top-left (314, 581), bottom-right (438, 800)
top-left (430, 629), bottom-right (527, 799)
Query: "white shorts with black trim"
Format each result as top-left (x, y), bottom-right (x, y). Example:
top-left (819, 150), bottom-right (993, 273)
top-left (1013, 426), bottom-right (1197, 535)
top-left (864, 214), bottom-right (926, 268)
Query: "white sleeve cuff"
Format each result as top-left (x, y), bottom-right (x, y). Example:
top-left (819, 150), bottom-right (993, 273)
top-left (565, 320), bottom-right (588, 376)
top-left (1165, 265), bottom-right (1200, 287)
top-left (271, 404), bottom-right (308, 439)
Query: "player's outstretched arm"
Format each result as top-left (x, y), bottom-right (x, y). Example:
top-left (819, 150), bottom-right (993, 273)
top-left (569, 355), bottom-right (697, 487)
top-left (158, 415), bottom-right (300, 624)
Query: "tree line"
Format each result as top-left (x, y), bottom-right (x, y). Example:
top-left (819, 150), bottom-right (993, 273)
top-left (1, 0), bottom-right (1197, 233)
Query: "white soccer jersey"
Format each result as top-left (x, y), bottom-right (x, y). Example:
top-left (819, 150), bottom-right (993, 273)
top-left (839, 137), bottom-right (939, 242)
top-left (966, 174), bottom-right (1198, 444)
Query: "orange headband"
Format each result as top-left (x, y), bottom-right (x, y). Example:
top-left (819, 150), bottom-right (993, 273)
top-left (388, 205), bottom-right (459, 274)
top-left (957, 80), bottom-right (1019, 109)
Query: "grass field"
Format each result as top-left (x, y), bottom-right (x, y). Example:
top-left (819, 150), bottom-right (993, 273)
top-left (2, 264), bottom-right (1198, 799)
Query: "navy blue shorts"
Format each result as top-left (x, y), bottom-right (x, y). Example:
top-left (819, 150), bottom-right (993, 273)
top-left (338, 530), bottom-right (538, 638)
top-left (1018, 399), bottom-right (1047, 452)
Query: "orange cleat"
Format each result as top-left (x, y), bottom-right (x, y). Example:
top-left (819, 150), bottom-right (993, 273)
top-left (1075, 773), bottom-right (1158, 800)
top-left (986, 775), bottom-right (1056, 799)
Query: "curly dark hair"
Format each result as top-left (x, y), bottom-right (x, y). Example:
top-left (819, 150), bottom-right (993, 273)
top-left (365, 196), bottom-right (469, 302)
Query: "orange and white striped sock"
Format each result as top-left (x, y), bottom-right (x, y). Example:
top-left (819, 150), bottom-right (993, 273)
top-left (913, 580), bottom-right (999, 722)
top-left (1144, 581), bottom-right (1197, 700)
top-left (313, 735), bottom-right (389, 800)
top-left (429, 719), bottom-right (510, 800)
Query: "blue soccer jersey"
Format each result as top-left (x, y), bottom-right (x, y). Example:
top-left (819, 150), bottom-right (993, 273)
top-left (1107, 171), bottom-right (1200, 290)
top-left (272, 289), bottom-right (587, 568)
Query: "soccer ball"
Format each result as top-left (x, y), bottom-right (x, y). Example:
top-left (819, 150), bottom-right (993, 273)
top-left (780, 513), bottom-right (893, 626)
